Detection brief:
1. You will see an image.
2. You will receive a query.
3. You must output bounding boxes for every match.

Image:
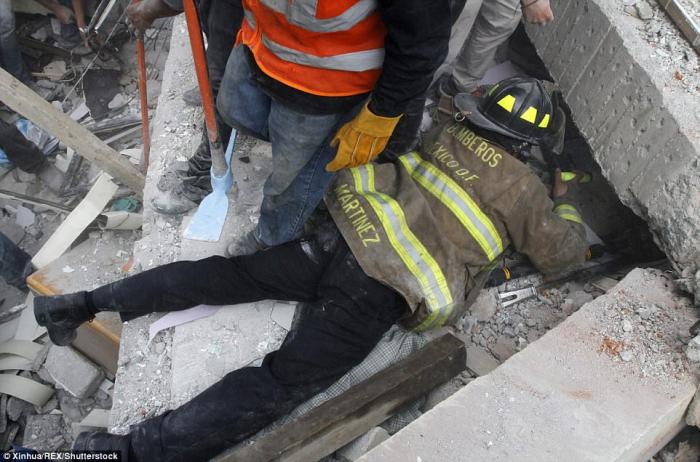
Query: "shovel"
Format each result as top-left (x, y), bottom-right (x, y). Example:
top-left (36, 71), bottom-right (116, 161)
top-left (136, 31), bottom-right (150, 173)
top-left (181, 0), bottom-right (234, 242)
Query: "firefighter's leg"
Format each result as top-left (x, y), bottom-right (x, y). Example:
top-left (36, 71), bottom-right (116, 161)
top-left (125, 242), bottom-right (407, 461)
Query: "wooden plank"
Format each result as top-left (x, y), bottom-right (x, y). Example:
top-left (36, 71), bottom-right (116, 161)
top-left (0, 67), bottom-right (145, 194)
top-left (27, 237), bottom-right (125, 376)
top-left (214, 334), bottom-right (466, 462)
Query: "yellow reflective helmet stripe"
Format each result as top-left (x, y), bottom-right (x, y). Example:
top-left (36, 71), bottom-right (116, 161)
top-left (554, 203), bottom-right (583, 224)
top-left (351, 165), bottom-right (453, 331)
top-left (497, 94), bottom-right (516, 112)
top-left (558, 213), bottom-right (583, 224)
top-left (399, 152), bottom-right (504, 261)
top-left (520, 106), bottom-right (538, 123)
top-left (538, 113), bottom-right (550, 128)
top-left (560, 171), bottom-right (577, 182)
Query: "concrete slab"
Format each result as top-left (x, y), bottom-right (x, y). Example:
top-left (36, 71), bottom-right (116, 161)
top-left (525, 0), bottom-right (700, 298)
top-left (111, 15), bottom-right (279, 432)
top-left (169, 302), bottom-right (289, 407)
top-left (360, 269), bottom-right (698, 462)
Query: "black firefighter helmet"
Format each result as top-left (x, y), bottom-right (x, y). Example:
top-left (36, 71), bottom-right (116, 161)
top-left (453, 77), bottom-right (554, 146)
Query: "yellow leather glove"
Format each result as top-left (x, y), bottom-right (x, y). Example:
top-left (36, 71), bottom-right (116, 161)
top-left (326, 104), bottom-right (402, 172)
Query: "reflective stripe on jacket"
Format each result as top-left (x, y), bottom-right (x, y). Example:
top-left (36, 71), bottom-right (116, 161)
top-left (238, 0), bottom-right (386, 97)
top-left (326, 120), bottom-right (588, 331)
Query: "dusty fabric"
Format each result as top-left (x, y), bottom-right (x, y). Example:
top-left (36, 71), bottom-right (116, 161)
top-left (327, 119), bottom-right (588, 330)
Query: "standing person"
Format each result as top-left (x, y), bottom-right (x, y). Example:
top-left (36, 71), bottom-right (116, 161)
top-left (1, 0), bottom-right (82, 83)
top-left (0, 119), bottom-right (64, 192)
top-left (36, 78), bottom-right (589, 461)
top-left (128, 0), bottom-right (243, 213)
top-left (128, 0), bottom-right (452, 255)
top-left (438, 0), bottom-right (554, 98)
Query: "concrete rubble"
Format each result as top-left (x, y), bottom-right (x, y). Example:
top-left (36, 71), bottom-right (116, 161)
top-left (0, 0), bottom-right (698, 459)
top-left (525, 0), bottom-right (700, 300)
top-left (361, 269), bottom-right (699, 461)
top-left (45, 346), bottom-right (104, 399)
top-left (0, 1), bottom-right (168, 450)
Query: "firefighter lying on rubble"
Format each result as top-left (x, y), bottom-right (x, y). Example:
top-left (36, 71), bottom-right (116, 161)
top-left (33, 77), bottom-right (589, 461)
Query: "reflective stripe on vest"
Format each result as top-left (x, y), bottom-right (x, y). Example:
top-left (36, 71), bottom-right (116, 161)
top-left (261, 34), bottom-right (384, 72)
top-left (554, 203), bottom-right (583, 224)
top-left (351, 165), bottom-right (453, 331)
top-left (244, 10), bottom-right (384, 72)
top-left (399, 152), bottom-right (503, 261)
top-left (260, 0), bottom-right (378, 33)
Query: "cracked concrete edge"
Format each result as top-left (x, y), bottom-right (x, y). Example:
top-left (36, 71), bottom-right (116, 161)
top-left (525, 0), bottom-right (700, 298)
top-left (109, 17), bottom-right (199, 432)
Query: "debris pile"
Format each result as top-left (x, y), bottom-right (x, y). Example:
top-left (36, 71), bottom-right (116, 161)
top-left (621, 0), bottom-right (700, 94)
top-left (0, 344), bottom-right (114, 451)
top-left (456, 274), bottom-right (605, 366)
top-left (0, 2), bottom-right (171, 451)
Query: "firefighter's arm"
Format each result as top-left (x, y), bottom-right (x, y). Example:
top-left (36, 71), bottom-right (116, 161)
top-left (503, 172), bottom-right (588, 275)
top-left (326, 0), bottom-right (450, 172)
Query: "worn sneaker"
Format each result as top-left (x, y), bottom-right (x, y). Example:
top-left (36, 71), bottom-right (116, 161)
top-left (225, 230), bottom-right (268, 257)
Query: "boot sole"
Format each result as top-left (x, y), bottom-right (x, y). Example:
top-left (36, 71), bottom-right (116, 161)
top-left (34, 299), bottom-right (78, 347)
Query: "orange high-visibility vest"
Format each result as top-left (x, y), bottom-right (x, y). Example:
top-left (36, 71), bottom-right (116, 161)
top-left (238, 0), bottom-right (387, 97)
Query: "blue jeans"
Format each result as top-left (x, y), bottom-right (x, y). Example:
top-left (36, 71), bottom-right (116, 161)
top-left (217, 45), bottom-right (361, 247)
top-left (0, 0), bottom-right (29, 82)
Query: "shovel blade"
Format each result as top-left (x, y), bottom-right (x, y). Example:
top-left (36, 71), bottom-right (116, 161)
top-left (183, 191), bottom-right (229, 242)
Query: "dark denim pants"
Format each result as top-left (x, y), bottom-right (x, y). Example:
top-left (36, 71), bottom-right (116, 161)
top-left (217, 45), bottom-right (359, 247)
top-left (0, 0), bottom-right (30, 82)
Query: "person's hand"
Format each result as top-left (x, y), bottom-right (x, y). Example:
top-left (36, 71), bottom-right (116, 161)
top-left (552, 168), bottom-right (591, 198)
top-left (326, 104), bottom-right (402, 172)
top-left (53, 4), bottom-right (75, 24)
top-left (522, 0), bottom-right (554, 25)
top-left (127, 0), bottom-right (169, 34)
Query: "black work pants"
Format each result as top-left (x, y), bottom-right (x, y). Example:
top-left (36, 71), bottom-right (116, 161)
top-left (88, 233), bottom-right (407, 461)
top-left (0, 119), bottom-right (47, 174)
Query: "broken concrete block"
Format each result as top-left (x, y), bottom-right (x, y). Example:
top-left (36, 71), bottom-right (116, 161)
top-left (686, 335), bottom-right (700, 364)
top-left (107, 93), bottom-right (127, 109)
top-left (635, 0), bottom-right (654, 20)
top-left (6, 396), bottom-right (32, 422)
top-left (470, 289), bottom-right (498, 322)
top-left (338, 427), bottom-right (390, 462)
top-left (361, 269), bottom-right (699, 461)
top-left (22, 414), bottom-right (64, 451)
top-left (561, 291), bottom-right (594, 316)
top-left (422, 374), bottom-right (472, 412)
top-left (58, 391), bottom-right (88, 423)
top-left (489, 336), bottom-right (516, 361)
top-left (71, 408), bottom-right (110, 439)
top-left (685, 386), bottom-right (700, 427)
top-left (466, 345), bottom-right (501, 376)
top-left (0, 395), bottom-right (6, 433)
top-left (45, 346), bottom-right (104, 399)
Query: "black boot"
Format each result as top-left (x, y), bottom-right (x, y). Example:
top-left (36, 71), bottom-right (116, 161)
top-left (73, 432), bottom-right (131, 461)
top-left (34, 292), bottom-right (94, 346)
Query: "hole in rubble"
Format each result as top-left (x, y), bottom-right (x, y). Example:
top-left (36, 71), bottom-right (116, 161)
top-left (456, 25), bottom-right (667, 377)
